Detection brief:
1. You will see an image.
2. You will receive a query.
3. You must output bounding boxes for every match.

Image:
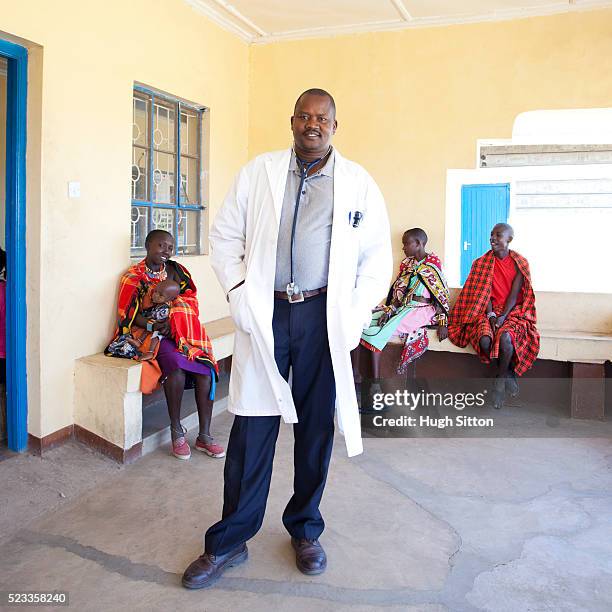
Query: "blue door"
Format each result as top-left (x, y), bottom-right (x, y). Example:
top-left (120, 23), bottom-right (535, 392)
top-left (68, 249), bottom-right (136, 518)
top-left (460, 184), bottom-right (509, 284)
top-left (1, 39), bottom-right (28, 452)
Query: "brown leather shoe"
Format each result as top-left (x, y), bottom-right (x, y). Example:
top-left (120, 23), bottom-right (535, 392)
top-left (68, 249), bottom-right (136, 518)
top-left (182, 544), bottom-right (248, 589)
top-left (291, 537), bottom-right (327, 575)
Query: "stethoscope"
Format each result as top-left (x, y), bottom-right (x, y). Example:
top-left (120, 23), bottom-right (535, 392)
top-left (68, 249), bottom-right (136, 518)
top-left (286, 146), bottom-right (332, 303)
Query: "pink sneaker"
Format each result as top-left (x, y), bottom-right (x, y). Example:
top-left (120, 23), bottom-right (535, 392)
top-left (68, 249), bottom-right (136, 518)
top-left (195, 437), bottom-right (226, 458)
top-left (171, 433), bottom-right (191, 460)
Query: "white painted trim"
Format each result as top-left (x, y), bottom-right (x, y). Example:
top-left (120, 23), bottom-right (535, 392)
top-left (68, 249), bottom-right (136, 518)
top-left (390, 0), bottom-right (413, 22)
top-left (208, 0), bottom-right (268, 36)
top-left (183, 0), bottom-right (256, 42)
top-left (253, 19), bottom-right (406, 44)
top-left (184, 0), bottom-right (612, 46)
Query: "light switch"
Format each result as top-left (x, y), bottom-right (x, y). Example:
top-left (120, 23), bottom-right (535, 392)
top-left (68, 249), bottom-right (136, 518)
top-left (68, 181), bottom-right (81, 198)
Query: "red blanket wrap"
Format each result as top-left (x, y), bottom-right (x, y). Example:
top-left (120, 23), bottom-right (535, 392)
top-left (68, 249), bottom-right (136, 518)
top-left (109, 259), bottom-right (218, 376)
top-left (448, 250), bottom-right (539, 376)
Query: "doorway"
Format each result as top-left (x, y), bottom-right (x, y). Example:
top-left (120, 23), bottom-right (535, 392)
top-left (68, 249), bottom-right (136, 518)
top-left (0, 56), bottom-right (6, 448)
top-left (0, 39), bottom-right (28, 452)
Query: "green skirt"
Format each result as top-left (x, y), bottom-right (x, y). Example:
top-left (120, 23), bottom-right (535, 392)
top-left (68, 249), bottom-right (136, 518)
top-left (360, 306), bottom-right (410, 352)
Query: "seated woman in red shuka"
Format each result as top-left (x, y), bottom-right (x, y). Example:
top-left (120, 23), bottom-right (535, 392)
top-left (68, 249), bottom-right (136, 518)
top-left (106, 229), bottom-right (225, 460)
top-left (448, 223), bottom-right (540, 409)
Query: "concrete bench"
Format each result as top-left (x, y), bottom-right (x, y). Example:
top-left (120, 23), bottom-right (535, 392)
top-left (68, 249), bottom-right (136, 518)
top-left (73, 317), bottom-right (235, 462)
top-left (425, 328), bottom-right (611, 419)
top-left (425, 328), bottom-right (612, 362)
top-left (357, 290), bottom-right (611, 420)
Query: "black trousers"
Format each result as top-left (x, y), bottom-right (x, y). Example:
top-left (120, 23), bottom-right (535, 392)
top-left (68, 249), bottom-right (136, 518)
top-left (205, 293), bottom-right (336, 555)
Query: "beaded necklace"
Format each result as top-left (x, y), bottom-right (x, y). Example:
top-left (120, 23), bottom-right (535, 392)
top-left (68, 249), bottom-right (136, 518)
top-left (145, 261), bottom-right (167, 281)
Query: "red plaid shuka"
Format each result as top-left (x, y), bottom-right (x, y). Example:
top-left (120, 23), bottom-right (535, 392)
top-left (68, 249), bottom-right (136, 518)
top-left (107, 259), bottom-right (218, 375)
top-left (448, 250), bottom-right (539, 376)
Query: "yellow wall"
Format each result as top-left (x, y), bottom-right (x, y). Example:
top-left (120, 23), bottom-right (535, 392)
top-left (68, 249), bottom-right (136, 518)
top-left (1, 0), bottom-right (249, 437)
top-left (249, 9), bottom-right (612, 269)
top-left (2, 4), bottom-right (612, 439)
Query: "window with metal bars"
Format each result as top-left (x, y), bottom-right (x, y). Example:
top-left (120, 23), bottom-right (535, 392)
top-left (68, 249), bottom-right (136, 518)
top-left (131, 85), bottom-right (206, 256)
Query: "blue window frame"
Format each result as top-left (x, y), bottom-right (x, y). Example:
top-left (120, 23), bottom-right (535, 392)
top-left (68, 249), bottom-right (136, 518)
top-left (131, 85), bottom-right (205, 256)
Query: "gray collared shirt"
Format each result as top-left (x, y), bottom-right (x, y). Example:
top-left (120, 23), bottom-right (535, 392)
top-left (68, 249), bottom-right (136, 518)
top-left (274, 149), bottom-right (335, 292)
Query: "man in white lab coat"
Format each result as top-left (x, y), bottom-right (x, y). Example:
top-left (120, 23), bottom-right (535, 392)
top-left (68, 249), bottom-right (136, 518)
top-left (183, 89), bottom-right (392, 589)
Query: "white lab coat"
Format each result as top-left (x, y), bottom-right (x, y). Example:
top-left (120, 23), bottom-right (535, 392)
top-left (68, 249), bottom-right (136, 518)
top-left (210, 148), bottom-right (392, 456)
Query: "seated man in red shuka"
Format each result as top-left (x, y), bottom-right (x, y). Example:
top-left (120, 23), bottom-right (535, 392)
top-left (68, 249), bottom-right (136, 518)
top-left (448, 223), bottom-right (540, 409)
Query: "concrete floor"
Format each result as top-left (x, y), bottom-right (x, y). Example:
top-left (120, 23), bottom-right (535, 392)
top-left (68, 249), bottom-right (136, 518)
top-left (1, 409), bottom-right (612, 612)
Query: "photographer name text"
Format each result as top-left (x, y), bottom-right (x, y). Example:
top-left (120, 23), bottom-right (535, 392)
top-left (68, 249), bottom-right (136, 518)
top-left (372, 415), bottom-right (494, 429)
